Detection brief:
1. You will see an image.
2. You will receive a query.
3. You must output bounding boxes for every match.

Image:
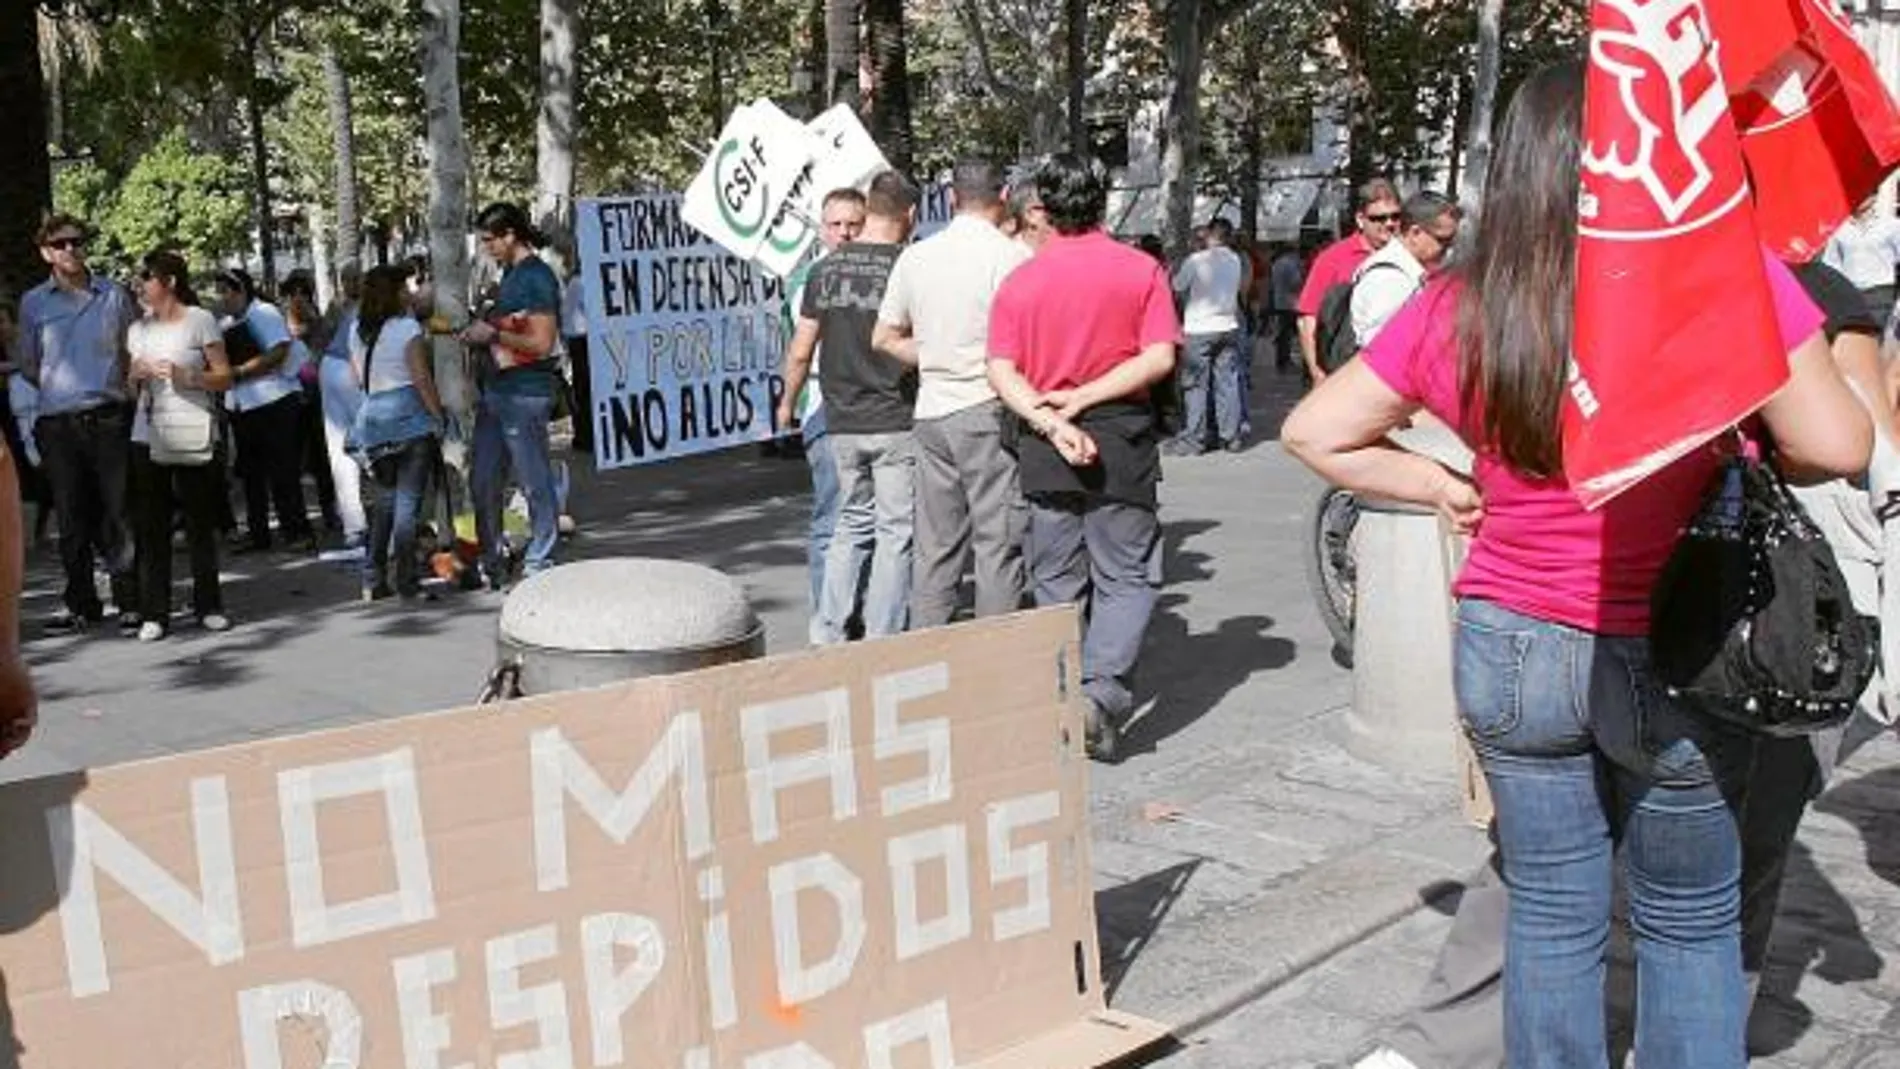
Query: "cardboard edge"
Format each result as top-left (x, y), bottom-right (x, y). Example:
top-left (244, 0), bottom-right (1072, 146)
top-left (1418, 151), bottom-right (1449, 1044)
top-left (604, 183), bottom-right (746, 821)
top-left (963, 1010), bottom-right (1174, 1069)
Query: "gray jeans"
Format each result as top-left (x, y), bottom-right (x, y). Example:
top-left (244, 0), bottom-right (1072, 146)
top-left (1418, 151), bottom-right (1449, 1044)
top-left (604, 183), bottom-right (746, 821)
top-left (911, 400), bottom-right (1026, 628)
top-left (1025, 494), bottom-right (1161, 722)
top-left (815, 431), bottom-right (915, 643)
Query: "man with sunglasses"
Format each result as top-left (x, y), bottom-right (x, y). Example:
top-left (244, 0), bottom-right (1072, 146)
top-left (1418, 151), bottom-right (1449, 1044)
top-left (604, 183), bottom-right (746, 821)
top-left (1296, 178), bottom-right (1402, 385)
top-left (1349, 191), bottom-right (1462, 346)
top-left (15, 214), bottom-right (139, 634)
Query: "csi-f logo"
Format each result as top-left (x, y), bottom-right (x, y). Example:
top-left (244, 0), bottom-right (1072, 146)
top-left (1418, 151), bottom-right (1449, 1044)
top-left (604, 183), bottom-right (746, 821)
top-left (1581, 0), bottom-right (1747, 239)
top-left (717, 135), bottom-right (772, 240)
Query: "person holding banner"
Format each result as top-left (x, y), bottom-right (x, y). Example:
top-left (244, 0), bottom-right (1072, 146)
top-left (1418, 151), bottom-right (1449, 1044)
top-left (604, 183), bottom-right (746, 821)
top-left (874, 158), bottom-right (1031, 628)
top-left (1283, 62), bottom-right (1870, 1069)
top-left (781, 172), bottom-right (920, 643)
top-left (460, 203), bottom-right (563, 589)
top-left (987, 153), bottom-right (1180, 762)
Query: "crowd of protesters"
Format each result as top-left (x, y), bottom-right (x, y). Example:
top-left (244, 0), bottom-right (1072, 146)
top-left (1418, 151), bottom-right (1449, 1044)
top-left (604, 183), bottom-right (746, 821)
top-left (0, 202), bottom-right (579, 640)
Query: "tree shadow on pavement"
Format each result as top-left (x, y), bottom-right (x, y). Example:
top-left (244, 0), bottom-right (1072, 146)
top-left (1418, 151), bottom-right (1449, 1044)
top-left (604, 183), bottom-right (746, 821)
top-left (1096, 859), bottom-right (1202, 1005)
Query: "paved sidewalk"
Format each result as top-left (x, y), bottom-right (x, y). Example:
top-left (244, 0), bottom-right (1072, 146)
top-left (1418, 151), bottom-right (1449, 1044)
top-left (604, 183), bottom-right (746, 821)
top-left (6, 367), bottom-right (1895, 1067)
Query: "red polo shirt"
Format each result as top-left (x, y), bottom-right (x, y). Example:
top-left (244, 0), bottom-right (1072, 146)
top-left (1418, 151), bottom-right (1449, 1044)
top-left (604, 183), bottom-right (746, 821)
top-left (1296, 233), bottom-right (1377, 316)
top-left (988, 229), bottom-right (1181, 391)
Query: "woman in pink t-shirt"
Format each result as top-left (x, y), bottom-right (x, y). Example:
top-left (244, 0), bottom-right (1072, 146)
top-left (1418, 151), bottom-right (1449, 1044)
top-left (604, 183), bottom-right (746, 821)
top-left (1283, 63), bottom-right (1871, 1069)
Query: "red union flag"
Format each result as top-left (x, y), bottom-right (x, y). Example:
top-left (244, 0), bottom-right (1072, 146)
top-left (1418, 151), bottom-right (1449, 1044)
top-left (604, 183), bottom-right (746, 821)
top-left (1724, 0), bottom-right (1900, 259)
top-left (1568, 0), bottom-right (1787, 508)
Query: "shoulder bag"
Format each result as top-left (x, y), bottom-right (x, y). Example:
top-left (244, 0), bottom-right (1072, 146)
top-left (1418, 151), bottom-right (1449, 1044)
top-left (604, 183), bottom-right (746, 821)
top-left (1650, 438), bottom-right (1879, 736)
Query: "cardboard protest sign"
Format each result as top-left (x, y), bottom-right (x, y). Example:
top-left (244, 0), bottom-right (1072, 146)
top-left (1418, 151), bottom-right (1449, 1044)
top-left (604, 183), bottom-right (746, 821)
top-left (682, 101), bottom-right (819, 263)
top-left (0, 609), bottom-right (1168, 1068)
top-left (577, 195), bottom-right (793, 469)
top-left (1567, 0), bottom-right (1787, 507)
top-left (807, 104), bottom-right (891, 198)
top-left (754, 106), bottom-right (892, 279)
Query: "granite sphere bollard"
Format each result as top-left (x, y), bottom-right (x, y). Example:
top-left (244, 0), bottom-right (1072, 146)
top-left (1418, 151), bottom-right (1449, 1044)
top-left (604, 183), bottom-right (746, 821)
top-left (489, 558), bottom-right (765, 698)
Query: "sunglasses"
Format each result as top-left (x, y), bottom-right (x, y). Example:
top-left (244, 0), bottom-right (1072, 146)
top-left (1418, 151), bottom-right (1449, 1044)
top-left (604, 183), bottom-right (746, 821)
top-left (1364, 212), bottom-right (1402, 225)
top-left (45, 236), bottom-right (86, 251)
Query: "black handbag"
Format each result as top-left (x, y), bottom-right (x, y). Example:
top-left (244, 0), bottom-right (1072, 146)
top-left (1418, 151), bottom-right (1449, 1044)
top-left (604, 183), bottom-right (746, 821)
top-left (1650, 446), bottom-right (1878, 736)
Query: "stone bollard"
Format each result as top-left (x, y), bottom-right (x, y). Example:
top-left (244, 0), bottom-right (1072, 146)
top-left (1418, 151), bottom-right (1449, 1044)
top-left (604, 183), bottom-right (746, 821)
top-left (1341, 418), bottom-right (1473, 781)
top-left (485, 558), bottom-right (765, 700)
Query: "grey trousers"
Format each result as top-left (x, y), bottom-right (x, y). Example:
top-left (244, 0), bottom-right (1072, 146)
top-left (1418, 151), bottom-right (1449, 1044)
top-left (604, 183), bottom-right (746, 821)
top-left (1025, 494), bottom-right (1160, 722)
top-left (910, 401), bottom-right (1026, 628)
top-left (815, 431), bottom-right (915, 644)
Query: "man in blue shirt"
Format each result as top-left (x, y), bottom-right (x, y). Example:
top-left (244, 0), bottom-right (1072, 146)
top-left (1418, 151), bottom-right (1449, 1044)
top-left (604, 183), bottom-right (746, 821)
top-left (460, 202), bottom-right (562, 587)
top-left (16, 214), bottom-right (138, 633)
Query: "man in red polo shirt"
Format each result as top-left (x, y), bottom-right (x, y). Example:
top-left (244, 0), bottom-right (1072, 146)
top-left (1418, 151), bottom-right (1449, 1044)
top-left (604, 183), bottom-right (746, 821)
top-left (986, 153), bottom-right (1180, 761)
top-left (1297, 177), bottom-right (1402, 383)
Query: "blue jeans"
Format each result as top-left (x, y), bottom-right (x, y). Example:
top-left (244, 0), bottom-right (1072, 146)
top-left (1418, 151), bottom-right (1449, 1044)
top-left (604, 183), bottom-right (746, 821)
top-left (803, 407), bottom-right (842, 614)
top-left (363, 438), bottom-right (435, 594)
top-left (472, 390), bottom-right (559, 577)
top-left (1454, 598), bottom-right (1745, 1069)
top-left (1174, 330), bottom-right (1244, 449)
top-left (816, 431), bottom-right (914, 643)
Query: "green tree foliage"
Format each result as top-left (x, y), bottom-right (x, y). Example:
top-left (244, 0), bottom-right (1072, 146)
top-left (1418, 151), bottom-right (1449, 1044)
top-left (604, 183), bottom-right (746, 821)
top-left (53, 130), bottom-right (251, 274)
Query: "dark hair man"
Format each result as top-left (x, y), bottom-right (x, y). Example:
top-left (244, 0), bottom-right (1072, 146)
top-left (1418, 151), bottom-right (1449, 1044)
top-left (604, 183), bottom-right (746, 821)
top-left (781, 172), bottom-right (920, 644)
top-left (460, 201), bottom-right (564, 588)
top-left (17, 213), bottom-right (139, 632)
top-left (986, 154), bottom-right (1180, 760)
top-left (1350, 191), bottom-right (1461, 346)
top-left (1297, 178), bottom-right (1401, 383)
top-left (873, 158), bottom-right (1032, 628)
top-left (215, 266), bottom-right (315, 554)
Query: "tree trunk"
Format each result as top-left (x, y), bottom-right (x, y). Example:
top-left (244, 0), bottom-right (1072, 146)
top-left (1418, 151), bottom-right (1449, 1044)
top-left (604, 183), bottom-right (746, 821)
top-left (421, 0), bottom-right (476, 480)
top-left (1160, 0), bottom-right (1206, 260)
top-left (535, 0), bottom-right (579, 266)
top-left (245, 72), bottom-right (275, 290)
top-left (825, 0), bottom-right (860, 112)
top-left (323, 43), bottom-right (361, 274)
top-left (1338, 0), bottom-right (1375, 200)
top-left (1239, 111), bottom-right (1262, 244)
top-left (0, 0), bottom-right (50, 303)
top-left (863, 0), bottom-right (912, 172)
top-left (705, 0), bottom-right (728, 140)
top-left (1066, 0), bottom-right (1087, 153)
top-left (800, 0), bottom-right (827, 118)
top-left (1459, 0), bottom-right (1504, 229)
top-left (309, 201), bottom-right (335, 310)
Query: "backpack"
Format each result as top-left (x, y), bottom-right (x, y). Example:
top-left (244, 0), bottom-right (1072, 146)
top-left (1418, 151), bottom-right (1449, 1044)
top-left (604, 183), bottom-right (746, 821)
top-left (1314, 260), bottom-right (1408, 373)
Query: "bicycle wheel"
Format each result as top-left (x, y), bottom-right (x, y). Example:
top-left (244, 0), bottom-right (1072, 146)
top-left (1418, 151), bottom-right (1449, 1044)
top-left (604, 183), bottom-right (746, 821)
top-left (1305, 485), bottom-right (1360, 665)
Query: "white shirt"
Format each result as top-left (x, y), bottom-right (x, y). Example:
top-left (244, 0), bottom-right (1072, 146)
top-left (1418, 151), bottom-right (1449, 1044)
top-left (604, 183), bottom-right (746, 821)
top-left (226, 300), bottom-right (298, 412)
top-left (128, 307), bottom-right (222, 444)
top-left (1172, 245), bottom-right (1244, 334)
top-left (1349, 239), bottom-right (1429, 346)
top-left (878, 214), bottom-right (1032, 420)
top-left (351, 316), bottom-right (425, 394)
top-left (1822, 214), bottom-right (1900, 291)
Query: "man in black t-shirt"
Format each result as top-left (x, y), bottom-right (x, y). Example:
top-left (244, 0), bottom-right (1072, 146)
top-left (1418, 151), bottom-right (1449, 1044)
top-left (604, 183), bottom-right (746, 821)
top-left (781, 172), bottom-right (920, 643)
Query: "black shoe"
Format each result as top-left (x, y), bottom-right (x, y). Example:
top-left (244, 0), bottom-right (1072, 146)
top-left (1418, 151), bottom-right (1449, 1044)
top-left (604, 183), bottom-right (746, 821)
top-left (45, 609), bottom-right (99, 636)
top-left (117, 611), bottom-right (143, 635)
top-left (231, 535), bottom-right (271, 554)
top-left (1084, 702), bottom-right (1121, 763)
top-left (1224, 438), bottom-right (1249, 454)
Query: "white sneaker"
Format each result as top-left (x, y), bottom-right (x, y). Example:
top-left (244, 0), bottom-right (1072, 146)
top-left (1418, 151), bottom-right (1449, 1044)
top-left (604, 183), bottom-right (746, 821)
top-left (136, 621), bottom-right (168, 643)
top-left (198, 613), bottom-right (233, 633)
top-left (1352, 1049), bottom-right (1422, 1069)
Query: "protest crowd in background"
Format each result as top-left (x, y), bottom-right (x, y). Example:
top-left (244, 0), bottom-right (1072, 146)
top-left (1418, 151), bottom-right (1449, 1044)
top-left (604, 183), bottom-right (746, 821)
top-left (7, 25), bottom-right (1900, 1068)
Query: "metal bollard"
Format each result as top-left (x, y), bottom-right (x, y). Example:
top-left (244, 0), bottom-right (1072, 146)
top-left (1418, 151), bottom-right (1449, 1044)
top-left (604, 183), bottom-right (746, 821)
top-left (480, 558), bottom-right (765, 702)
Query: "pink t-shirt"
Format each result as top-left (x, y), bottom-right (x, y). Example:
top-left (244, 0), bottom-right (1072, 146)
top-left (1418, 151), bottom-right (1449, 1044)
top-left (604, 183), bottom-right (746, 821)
top-left (989, 230), bottom-right (1181, 392)
top-left (1361, 255), bottom-right (1825, 635)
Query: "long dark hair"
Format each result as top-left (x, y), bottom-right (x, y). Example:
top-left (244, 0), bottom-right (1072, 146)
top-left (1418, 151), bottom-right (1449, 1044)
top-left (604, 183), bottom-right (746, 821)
top-left (357, 265), bottom-right (409, 345)
top-left (1455, 61), bottom-right (1585, 479)
top-left (142, 250), bottom-right (200, 307)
